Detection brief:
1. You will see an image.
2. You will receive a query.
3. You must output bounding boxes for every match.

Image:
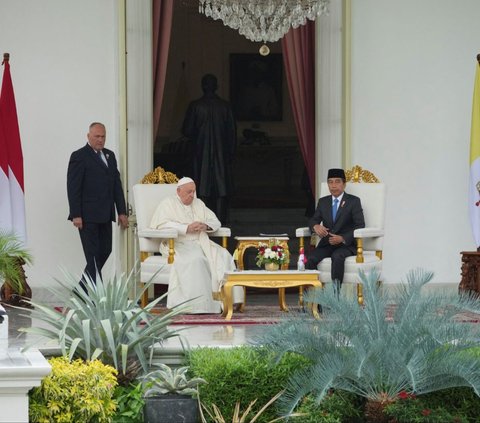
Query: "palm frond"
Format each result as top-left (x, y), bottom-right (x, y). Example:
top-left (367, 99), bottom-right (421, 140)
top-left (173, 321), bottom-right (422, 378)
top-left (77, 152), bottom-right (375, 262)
top-left (257, 268), bottom-right (480, 414)
top-left (0, 230), bottom-right (32, 293)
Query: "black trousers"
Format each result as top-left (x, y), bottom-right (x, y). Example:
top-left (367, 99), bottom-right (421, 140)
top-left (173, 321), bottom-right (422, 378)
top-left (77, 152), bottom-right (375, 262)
top-left (78, 221), bottom-right (112, 285)
top-left (305, 244), bottom-right (354, 283)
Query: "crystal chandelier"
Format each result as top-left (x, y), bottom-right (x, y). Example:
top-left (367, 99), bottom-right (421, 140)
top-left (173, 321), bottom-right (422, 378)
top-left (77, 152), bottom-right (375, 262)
top-left (199, 0), bottom-right (329, 45)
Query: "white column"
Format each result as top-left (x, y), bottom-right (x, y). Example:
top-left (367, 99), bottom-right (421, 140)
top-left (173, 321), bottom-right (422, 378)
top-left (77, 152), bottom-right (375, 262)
top-left (315, 0), bottom-right (344, 195)
top-left (126, 0), bottom-right (154, 191)
top-left (124, 0), bottom-right (154, 278)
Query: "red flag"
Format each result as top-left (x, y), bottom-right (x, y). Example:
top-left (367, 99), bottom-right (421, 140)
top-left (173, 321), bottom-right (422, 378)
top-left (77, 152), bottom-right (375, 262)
top-left (0, 53), bottom-right (26, 244)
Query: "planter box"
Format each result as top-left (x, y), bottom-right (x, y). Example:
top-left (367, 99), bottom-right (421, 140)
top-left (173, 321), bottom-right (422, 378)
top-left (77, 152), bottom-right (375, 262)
top-left (144, 394), bottom-right (199, 423)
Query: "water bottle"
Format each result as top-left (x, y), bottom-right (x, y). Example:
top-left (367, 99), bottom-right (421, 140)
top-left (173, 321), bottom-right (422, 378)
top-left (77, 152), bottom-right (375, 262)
top-left (297, 247), bottom-right (305, 271)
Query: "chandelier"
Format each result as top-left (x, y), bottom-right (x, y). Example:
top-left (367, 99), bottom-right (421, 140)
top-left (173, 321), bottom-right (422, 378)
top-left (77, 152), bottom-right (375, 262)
top-left (199, 1), bottom-right (329, 46)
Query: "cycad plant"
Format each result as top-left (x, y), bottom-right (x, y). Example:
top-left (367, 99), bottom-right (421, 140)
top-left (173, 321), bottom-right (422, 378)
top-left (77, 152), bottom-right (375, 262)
top-left (18, 269), bottom-right (187, 386)
top-left (0, 230), bottom-right (32, 295)
top-left (257, 269), bottom-right (480, 423)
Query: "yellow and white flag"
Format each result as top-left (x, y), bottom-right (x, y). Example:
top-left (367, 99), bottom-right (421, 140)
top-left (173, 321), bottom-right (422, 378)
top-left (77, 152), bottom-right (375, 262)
top-left (469, 57), bottom-right (480, 247)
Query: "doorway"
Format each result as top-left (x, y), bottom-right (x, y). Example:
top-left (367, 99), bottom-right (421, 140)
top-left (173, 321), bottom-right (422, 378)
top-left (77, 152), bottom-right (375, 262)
top-left (154, 1), bottom-right (313, 267)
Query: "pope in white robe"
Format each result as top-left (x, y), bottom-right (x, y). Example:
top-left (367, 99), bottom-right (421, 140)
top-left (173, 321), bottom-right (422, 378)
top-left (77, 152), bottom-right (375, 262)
top-left (150, 177), bottom-right (242, 313)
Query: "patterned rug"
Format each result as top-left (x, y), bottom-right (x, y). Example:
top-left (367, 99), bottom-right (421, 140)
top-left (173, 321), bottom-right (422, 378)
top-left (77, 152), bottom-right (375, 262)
top-left (169, 305), bottom-right (299, 325)
top-left (168, 304), bottom-right (480, 326)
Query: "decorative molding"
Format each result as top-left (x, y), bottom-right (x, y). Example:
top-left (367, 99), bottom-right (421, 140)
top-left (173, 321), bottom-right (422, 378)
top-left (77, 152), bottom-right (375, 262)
top-left (345, 165), bottom-right (379, 183)
top-left (141, 167), bottom-right (179, 184)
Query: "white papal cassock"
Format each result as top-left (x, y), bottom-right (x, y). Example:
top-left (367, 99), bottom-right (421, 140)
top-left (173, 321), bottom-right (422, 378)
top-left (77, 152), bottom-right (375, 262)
top-left (150, 194), bottom-right (242, 313)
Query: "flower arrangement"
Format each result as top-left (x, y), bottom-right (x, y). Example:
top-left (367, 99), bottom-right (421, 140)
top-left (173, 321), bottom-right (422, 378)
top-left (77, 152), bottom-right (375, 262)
top-left (255, 240), bottom-right (287, 268)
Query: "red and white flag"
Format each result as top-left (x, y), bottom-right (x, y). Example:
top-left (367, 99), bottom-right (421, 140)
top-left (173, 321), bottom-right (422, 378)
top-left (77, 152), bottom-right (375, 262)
top-left (0, 53), bottom-right (26, 244)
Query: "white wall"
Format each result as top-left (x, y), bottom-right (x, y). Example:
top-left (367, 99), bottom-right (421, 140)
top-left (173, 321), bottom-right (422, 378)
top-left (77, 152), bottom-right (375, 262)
top-left (2, 0), bottom-right (478, 292)
top-left (350, 0), bottom-right (480, 282)
top-left (0, 0), bottom-right (122, 291)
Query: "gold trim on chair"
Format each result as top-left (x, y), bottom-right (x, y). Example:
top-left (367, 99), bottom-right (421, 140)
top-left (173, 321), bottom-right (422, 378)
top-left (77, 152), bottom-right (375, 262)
top-left (346, 165), bottom-right (380, 183)
top-left (141, 166), bottom-right (179, 184)
top-left (139, 168), bottom-right (179, 307)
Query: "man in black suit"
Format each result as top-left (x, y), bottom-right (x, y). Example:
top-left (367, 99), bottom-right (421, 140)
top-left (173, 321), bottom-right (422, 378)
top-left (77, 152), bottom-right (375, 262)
top-left (306, 168), bottom-right (365, 286)
top-left (67, 122), bottom-right (128, 286)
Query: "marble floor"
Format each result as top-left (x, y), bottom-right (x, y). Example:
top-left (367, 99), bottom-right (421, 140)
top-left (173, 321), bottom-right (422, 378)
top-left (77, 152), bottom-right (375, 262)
top-left (3, 283), bottom-right (459, 358)
top-left (3, 290), bottom-right (304, 359)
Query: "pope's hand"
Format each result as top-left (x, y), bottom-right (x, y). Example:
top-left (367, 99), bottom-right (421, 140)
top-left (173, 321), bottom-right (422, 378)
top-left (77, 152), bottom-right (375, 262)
top-left (187, 222), bottom-right (207, 233)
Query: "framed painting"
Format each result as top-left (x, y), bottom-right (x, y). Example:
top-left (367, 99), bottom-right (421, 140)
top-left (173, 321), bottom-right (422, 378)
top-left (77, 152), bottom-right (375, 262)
top-left (230, 53), bottom-right (283, 121)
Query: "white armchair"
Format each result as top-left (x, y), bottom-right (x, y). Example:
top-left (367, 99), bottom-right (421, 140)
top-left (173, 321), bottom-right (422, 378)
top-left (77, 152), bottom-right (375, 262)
top-left (133, 183), bottom-right (231, 307)
top-left (296, 166), bottom-right (386, 304)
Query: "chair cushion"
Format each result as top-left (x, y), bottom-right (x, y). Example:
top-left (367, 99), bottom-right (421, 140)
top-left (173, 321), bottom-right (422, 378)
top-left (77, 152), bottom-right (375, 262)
top-left (140, 255), bottom-right (172, 285)
top-left (318, 251), bottom-right (381, 284)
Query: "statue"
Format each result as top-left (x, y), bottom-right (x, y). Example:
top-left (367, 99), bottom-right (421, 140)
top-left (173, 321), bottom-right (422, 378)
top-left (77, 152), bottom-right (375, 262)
top-left (182, 74), bottom-right (236, 224)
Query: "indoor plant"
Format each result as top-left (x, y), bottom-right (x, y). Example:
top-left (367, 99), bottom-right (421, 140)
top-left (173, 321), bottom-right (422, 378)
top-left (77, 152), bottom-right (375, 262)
top-left (141, 363), bottom-right (206, 423)
top-left (255, 240), bottom-right (287, 270)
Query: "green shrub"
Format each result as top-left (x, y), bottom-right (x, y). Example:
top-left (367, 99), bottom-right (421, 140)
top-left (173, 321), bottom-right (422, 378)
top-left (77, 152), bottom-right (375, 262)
top-left (187, 346), bottom-right (309, 423)
top-left (414, 387), bottom-right (480, 423)
top-left (29, 356), bottom-right (118, 423)
top-left (292, 391), bottom-right (364, 423)
top-left (112, 382), bottom-right (145, 423)
top-left (384, 391), bottom-right (468, 423)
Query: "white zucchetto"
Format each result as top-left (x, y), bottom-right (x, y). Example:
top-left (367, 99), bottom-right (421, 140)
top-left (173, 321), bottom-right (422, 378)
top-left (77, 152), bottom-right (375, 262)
top-left (177, 177), bottom-right (195, 187)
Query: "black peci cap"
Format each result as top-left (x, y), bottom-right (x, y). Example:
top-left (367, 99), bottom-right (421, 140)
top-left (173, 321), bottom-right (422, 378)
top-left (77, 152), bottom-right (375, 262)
top-left (327, 168), bottom-right (346, 180)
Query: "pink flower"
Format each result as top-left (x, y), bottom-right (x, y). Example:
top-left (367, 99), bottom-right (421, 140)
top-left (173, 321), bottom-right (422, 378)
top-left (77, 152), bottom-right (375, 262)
top-left (421, 409), bottom-right (431, 416)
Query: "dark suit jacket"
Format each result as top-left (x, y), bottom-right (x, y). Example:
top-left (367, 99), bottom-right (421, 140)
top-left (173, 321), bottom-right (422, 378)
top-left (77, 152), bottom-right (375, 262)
top-left (67, 143), bottom-right (127, 223)
top-left (309, 192), bottom-right (365, 253)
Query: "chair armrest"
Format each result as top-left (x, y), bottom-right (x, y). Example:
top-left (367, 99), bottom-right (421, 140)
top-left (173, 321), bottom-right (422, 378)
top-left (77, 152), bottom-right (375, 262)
top-left (296, 227), bottom-right (312, 237)
top-left (138, 228), bottom-right (178, 239)
top-left (209, 227), bottom-right (231, 237)
top-left (354, 228), bottom-right (384, 238)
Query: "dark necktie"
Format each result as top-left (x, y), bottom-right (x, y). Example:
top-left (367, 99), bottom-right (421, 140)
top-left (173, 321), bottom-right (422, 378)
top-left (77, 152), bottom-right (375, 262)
top-left (99, 150), bottom-right (108, 166)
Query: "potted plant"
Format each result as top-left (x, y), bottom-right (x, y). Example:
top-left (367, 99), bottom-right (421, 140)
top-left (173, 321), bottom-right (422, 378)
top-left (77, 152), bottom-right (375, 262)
top-left (0, 231), bottom-right (32, 304)
top-left (141, 363), bottom-right (206, 423)
top-left (255, 239), bottom-right (287, 271)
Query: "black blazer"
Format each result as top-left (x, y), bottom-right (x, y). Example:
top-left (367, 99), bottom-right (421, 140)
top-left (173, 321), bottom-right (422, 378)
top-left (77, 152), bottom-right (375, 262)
top-left (308, 192), bottom-right (365, 252)
top-left (67, 144), bottom-right (127, 223)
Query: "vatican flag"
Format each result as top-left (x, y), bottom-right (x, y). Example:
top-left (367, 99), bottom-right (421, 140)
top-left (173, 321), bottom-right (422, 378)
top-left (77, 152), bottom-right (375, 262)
top-left (469, 57), bottom-right (480, 247)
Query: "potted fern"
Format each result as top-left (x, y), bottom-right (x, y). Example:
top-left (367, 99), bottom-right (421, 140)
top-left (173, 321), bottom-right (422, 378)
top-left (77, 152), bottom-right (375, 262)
top-left (141, 363), bottom-right (206, 423)
top-left (0, 231), bottom-right (32, 304)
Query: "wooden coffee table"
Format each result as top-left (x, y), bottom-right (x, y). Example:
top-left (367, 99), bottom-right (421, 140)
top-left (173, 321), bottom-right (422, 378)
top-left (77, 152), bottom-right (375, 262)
top-left (220, 270), bottom-right (322, 320)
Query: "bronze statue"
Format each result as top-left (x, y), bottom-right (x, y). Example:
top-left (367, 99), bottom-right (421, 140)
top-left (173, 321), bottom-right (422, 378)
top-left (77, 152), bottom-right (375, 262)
top-left (182, 74), bottom-right (236, 224)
